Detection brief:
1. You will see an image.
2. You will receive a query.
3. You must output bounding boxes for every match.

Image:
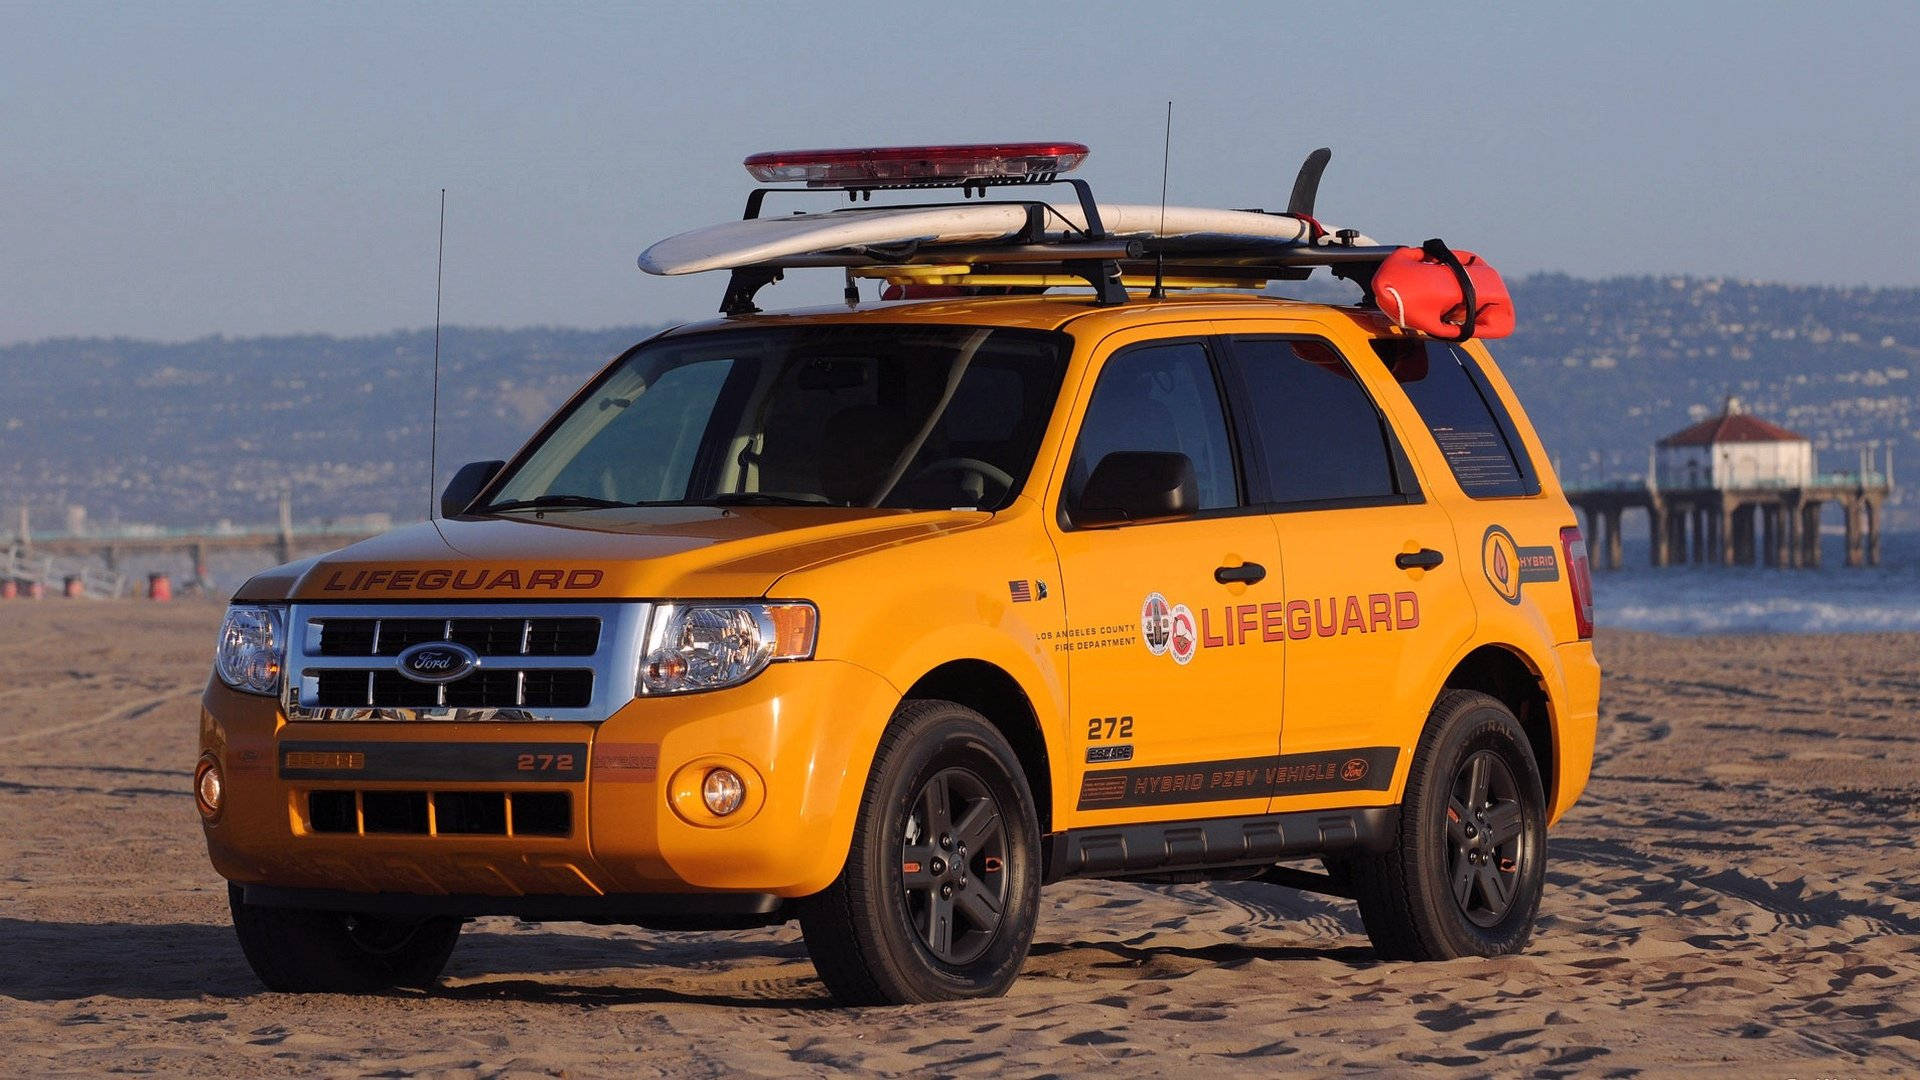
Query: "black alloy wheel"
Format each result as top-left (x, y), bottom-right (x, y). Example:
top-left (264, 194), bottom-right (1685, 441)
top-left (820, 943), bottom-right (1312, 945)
top-left (899, 766), bottom-right (1011, 966)
top-left (1446, 749), bottom-right (1529, 928)
top-left (799, 699), bottom-right (1041, 1005)
top-left (1344, 690), bottom-right (1548, 961)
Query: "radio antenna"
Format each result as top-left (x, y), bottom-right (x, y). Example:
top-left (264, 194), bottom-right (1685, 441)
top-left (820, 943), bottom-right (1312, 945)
top-left (428, 188), bottom-right (446, 520)
top-left (1150, 101), bottom-right (1172, 300)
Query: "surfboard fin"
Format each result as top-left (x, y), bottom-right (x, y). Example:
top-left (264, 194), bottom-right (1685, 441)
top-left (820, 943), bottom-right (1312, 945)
top-left (1287, 148), bottom-right (1332, 218)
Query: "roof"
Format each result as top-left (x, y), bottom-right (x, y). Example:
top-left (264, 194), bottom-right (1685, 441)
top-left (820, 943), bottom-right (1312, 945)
top-left (664, 292), bottom-right (1383, 337)
top-left (1658, 407), bottom-right (1807, 447)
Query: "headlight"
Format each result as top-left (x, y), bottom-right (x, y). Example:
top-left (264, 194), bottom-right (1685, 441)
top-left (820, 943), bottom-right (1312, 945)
top-left (215, 605), bottom-right (287, 696)
top-left (640, 602), bottom-right (816, 694)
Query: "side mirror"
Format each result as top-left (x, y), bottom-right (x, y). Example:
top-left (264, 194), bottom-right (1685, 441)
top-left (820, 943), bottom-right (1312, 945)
top-left (440, 460), bottom-right (505, 518)
top-left (1075, 451), bottom-right (1198, 527)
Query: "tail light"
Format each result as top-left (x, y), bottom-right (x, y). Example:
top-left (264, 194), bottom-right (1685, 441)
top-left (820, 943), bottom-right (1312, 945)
top-left (1560, 526), bottom-right (1594, 640)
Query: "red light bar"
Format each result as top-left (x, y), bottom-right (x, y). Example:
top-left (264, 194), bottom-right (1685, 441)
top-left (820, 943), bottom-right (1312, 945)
top-left (743, 142), bottom-right (1090, 186)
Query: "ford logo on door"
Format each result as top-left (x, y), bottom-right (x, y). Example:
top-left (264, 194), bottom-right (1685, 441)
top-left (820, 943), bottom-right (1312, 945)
top-left (395, 641), bottom-right (480, 684)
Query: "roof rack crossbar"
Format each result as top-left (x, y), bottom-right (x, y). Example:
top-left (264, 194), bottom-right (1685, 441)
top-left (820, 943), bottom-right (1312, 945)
top-left (727, 241), bottom-right (1396, 277)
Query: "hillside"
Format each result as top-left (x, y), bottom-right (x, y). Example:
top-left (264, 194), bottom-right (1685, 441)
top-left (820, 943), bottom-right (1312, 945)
top-left (2, 275), bottom-right (1915, 532)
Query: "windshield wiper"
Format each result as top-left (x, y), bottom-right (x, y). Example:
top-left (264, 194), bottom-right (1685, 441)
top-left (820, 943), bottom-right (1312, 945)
top-left (481, 495), bottom-right (633, 512)
top-left (703, 492), bottom-right (835, 506)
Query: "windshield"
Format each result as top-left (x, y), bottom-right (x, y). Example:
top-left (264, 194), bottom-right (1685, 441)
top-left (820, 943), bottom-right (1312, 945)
top-left (484, 325), bottom-right (1070, 513)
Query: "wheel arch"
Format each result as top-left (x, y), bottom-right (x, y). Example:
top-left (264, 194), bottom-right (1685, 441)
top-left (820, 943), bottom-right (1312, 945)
top-left (903, 659), bottom-right (1054, 836)
top-left (1439, 644), bottom-right (1556, 809)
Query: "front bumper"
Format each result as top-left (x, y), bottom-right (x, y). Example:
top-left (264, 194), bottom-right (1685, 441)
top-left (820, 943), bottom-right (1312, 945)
top-left (200, 657), bottom-right (902, 905)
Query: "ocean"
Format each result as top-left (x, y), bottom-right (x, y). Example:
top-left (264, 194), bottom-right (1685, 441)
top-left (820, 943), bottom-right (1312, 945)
top-left (1592, 530), bottom-right (1920, 634)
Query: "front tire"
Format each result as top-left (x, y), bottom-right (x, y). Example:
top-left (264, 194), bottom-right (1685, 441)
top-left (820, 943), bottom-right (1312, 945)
top-left (1348, 690), bottom-right (1548, 961)
top-left (228, 883), bottom-right (463, 993)
top-left (799, 699), bottom-right (1041, 1004)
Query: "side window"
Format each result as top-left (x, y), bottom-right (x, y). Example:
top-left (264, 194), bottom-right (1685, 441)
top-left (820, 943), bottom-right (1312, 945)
top-left (1229, 337), bottom-right (1404, 504)
top-left (1067, 341), bottom-right (1238, 515)
top-left (1373, 339), bottom-right (1539, 498)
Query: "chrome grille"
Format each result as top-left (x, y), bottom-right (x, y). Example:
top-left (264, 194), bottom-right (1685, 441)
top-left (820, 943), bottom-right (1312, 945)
top-left (308, 668), bottom-right (594, 709)
top-left (314, 616), bottom-right (600, 657)
top-left (285, 602), bottom-right (648, 722)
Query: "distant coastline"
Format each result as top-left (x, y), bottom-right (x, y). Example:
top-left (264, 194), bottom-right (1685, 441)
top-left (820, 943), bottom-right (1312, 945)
top-left (0, 273), bottom-right (1912, 536)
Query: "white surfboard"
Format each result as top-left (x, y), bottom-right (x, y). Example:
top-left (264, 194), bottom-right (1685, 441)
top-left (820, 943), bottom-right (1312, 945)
top-left (639, 205), bottom-right (1032, 276)
top-left (638, 203), bottom-right (1365, 276)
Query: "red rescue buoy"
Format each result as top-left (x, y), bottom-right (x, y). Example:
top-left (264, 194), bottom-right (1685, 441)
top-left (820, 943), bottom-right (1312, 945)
top-left (1372, 241), bottom-right (1514, 341)
top-left (63, 575), bottom-right (84, 598)
top-left (148, 573), bottom-right (172, 602)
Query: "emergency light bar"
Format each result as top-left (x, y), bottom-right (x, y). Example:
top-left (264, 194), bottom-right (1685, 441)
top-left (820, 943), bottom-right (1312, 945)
top-left (743, 142), bottom-right (1090, 187)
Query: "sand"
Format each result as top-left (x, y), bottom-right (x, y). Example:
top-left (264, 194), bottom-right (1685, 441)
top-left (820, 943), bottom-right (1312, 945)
top-left (2, 601), bottom-right (1917, 1077)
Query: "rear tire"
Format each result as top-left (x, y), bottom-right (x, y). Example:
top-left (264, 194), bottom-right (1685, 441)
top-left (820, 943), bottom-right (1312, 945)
top-left (1347, 690), bottom-right (1547, 961)
top-left (228, 883), bottom-right (463, 993)
top-left (799, 699), bottom-right (1041, 1004)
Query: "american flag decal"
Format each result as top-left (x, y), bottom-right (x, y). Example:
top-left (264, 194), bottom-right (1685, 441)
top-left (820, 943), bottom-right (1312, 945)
top-left (1008, 580), bottom-right (1034, 603)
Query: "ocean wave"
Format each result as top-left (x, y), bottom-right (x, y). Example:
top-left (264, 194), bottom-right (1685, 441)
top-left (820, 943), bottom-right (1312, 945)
top-left (1600, 597), bottom-right (1920, 635)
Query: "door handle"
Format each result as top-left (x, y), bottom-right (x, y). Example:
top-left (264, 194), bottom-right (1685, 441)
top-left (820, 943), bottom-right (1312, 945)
top-left (1396, 548), bottom-right (1445, 571)
top-left (1214, 562), bottom-right (1267, 585)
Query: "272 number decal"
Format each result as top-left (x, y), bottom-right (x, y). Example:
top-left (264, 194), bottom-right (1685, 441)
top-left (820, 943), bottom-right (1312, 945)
top-left (1086, 716), bottom-right (1134, 741)
top-left (516, 753), bottom-right (576, 772)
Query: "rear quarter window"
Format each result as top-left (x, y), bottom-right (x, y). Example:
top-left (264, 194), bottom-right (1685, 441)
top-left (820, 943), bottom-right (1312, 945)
top-left (1372, 339), bottom-right (1540, 499)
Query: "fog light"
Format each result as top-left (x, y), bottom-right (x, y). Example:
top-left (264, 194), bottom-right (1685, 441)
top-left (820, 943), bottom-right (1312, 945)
top-left (194, 754), bottom-right (224, 820)
top-left (702, 768), bottom-right (745, 816)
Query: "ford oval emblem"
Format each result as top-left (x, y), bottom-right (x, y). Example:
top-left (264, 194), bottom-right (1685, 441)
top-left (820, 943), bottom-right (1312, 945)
top-left (395, 641), bottom-right (480, 684)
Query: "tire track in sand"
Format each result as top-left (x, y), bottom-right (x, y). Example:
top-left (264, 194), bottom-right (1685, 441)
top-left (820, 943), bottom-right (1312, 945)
top-left (0, 684), bottom-right (204, 747)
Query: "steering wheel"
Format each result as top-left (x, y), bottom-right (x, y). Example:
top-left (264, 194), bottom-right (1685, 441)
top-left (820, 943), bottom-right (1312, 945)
top-left (904, 457), bottom-right (1017, 500)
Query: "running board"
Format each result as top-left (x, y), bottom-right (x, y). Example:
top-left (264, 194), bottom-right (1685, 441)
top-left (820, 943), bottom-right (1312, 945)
top-left (1043, 806), bottom-right (1397, 884)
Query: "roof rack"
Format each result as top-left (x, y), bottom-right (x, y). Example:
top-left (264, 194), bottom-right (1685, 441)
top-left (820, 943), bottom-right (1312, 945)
top-left (697, 146), bottom-right (1400, 316)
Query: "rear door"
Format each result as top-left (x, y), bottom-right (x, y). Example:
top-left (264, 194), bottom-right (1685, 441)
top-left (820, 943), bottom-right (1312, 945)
top-left (1211, 325), bottom-right (1476, 814)
top-left (1048, 332), bottom-right (1287, 828)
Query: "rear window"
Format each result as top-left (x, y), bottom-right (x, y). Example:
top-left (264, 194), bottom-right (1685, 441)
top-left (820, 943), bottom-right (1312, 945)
top-left (1373, 339), bottom-right (1540, 498)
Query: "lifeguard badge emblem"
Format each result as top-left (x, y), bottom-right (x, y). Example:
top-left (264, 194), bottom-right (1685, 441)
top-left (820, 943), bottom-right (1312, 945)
top-left (1167, 606), bottom-right (1198, 665)
top-left (1140, 592), bottom-right (1172, 656)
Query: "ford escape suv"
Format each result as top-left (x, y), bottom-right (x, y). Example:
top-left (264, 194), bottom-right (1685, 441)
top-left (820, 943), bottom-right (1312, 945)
top-left (196, 143), bottom-right (1599, 1004)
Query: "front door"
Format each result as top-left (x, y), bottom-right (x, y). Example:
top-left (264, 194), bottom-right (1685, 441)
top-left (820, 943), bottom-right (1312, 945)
top-left (1049, 335), bottom-right (1287, 828)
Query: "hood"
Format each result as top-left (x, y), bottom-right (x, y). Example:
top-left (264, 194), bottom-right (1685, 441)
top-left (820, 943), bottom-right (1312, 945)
top-left (234, 506), bottom-right (988, 603)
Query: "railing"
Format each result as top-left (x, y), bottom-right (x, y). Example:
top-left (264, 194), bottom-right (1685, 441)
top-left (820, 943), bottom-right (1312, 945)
top-left (3, 545), bottom-right (126, 598)
top-left (1570, 470), bottom-right (1890, 497)
top-left (19, 520), bottom-right (392, 544)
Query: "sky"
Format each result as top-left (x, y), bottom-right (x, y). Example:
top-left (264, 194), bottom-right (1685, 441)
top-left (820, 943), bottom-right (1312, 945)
top-left (3, 1), bottom-right (1918, 345)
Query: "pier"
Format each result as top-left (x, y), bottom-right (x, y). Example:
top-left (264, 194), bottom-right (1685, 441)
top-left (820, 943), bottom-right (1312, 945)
top-left (1567, 474), bottom-right (1890, 570)
top-left (1566, 397), bottom-right (1893, 571)
top-left (5, 495), bottom-right (384, 598)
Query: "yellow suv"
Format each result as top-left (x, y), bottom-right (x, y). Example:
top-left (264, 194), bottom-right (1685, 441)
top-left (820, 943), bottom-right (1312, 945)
top-left (196, 144), bottom-right (1600, 1004)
